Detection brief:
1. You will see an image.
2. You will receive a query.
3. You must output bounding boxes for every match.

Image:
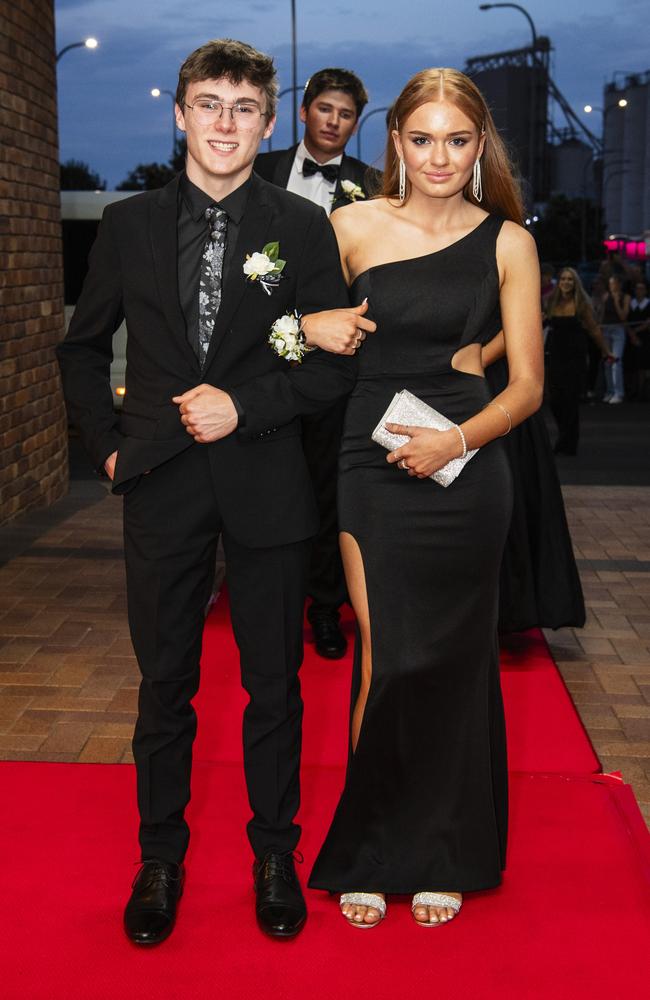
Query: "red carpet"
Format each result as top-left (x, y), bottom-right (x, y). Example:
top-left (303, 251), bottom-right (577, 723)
top-left (1, 765), bottom-right (648, 1000)
top-left (194, 597), bottom-right (601, 774)
top-left (2, 594), bottom-right (648, 999)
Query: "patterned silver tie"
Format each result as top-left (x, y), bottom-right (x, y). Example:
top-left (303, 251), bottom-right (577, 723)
top-left (197, 206), bottom-right (228, 366)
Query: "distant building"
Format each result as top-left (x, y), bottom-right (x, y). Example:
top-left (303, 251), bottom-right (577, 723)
top-left (466, 40), bottom-right (551, 207)
top-left (550, 136), bottom-right (596, 200)
top-left (603, 71), bottom-right (650, 242)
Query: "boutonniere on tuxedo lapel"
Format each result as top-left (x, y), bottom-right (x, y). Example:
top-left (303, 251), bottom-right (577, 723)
top-left (340, 179), bottom-right (366, 203)
top-left (269, 310), bottom-right (316, 364)
top-left (243, 241), bottom-right (286, 295)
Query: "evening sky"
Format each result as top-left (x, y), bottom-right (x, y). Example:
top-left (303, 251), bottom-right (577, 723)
top-left (54, 0), bottom-right (649, 188)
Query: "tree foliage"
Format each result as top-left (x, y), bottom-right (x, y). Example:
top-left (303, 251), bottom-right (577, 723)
top-left (533, 195), bottom-right (605, 264)
top-left (60, 159), bottom-right (106, 191)
top-left (117, 140), bottom-right (187, 191)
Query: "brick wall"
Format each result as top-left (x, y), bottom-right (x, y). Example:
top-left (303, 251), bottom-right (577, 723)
top-left (0, 0), bottom-right (68, 525)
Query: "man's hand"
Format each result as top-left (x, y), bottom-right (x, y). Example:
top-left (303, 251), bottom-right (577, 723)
top-left (300, 300), bottom-right (376, 355)
top-left (172, 385), bottom-right (238, 443)
top-left (104, 451), bottom-right (118, 481)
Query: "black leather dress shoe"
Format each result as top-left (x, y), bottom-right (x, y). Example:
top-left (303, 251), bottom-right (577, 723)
top-left (308, 608), bottom-right (347, 659)
top-left (124, 860), bottom-right (184, 946)
top-left (253, 851), bottom-right (307, 939)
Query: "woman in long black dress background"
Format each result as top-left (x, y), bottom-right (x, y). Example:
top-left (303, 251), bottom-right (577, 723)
top-left (546, 268), bottom-right (612, 455)
top-left (484, 350), bottom-right (586, 632)
top-left (307, 68), bottom-right (543, 928)
top-left (481, 268), bottom-right (612, 633)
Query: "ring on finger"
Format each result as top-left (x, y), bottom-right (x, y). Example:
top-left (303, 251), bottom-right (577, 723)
top-left (399, 459), bottom-right (410, 470)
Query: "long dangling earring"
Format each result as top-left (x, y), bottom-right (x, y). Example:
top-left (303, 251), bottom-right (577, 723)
top-left (399, 158), bottom-right (406, 202)
top-left (472, 158), bottom-right (483, 202)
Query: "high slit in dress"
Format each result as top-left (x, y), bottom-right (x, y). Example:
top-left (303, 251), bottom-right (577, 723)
top-left (309, 215), bottom-right (513, 894)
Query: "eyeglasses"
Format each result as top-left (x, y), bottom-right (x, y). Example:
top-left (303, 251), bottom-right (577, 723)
top-left (184, 100), bottom-right (266, 129)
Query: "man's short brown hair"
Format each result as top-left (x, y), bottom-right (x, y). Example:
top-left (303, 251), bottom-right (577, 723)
top-left (176, 39), bottom-right (278, 117)
top-left (302, 68), bottom-right (369, 120)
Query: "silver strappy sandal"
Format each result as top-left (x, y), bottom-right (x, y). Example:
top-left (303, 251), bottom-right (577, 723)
top-left (411, 892), bottom-right (462, 926)
top-left (340, 892), bottom-right (386, 929)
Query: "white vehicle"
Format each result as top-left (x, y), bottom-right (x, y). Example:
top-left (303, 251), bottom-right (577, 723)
top-left (61, 190), bottom-right (133, 407)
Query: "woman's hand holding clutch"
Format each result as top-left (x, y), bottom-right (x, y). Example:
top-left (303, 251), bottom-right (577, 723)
top-left (385, 423), bottom-right (465, 479)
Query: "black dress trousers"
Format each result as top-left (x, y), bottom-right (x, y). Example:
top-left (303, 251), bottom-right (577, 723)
top-left (301, 398), bottom-right (349, 610)
top-left (123, 443), bottom-right (310, 863)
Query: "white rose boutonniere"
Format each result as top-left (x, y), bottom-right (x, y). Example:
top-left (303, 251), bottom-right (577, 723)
top-left (269, 310), bottom-right (314, 363)
top-left (243, 241), bottom-right (286, 295)
top-left (340, 179), bottom-right (366, 202)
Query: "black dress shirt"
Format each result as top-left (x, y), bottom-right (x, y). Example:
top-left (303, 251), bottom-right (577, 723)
top-left (177, 172), bottom-right (251, 357)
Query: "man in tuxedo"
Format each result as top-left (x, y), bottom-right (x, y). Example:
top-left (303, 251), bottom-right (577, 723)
top-left (255, 69), bottom-right (379, 661)
top-left (57, 39), bottom-right (373, 946)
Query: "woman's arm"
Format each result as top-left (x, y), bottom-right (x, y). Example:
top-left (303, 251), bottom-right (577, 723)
top-left (581, 310), bottom-right (614, 357)
top-left (386, 222), bottom-right (544, 478)
top-left (612, 293), bottom-right (631, 322)
top-left (459, 223), bottom-right (544, 442)
top-left (298, 204), bottom-right (377, 354)
top-left (481, 330), bottom-right (506, 368)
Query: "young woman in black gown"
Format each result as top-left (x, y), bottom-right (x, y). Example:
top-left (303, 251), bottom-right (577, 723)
top-left (546, 268), bottom-right (612, 455)
top-left (307, 69), bottom-right (544, 928)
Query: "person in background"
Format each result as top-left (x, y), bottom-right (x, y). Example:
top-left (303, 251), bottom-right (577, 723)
top-left (546, 268), bottom-right (612, 454)
top-left (629, 280), bottom-right (650, 400)
top-left (256, 69), bottom-right (379, 660)
top-left (601, 274), bottom-right (630, 404)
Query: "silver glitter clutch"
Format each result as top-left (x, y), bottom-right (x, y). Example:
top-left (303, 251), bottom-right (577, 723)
top-left (371, 389), bottom-right (478, 488)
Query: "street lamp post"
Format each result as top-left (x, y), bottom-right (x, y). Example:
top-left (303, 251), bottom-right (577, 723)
top-left (479, 3), bottom-right (539, 206)
top-left (579, 152), bottom-right (628, 262)
top-left (266, 84), bottom-right (306, 152)
top-left (479, 3), bottom-right (537, 43)
top-left (290, 0), bottom-right (298, 146)
top-left (56, 37), bottom-right (98, 62)
top-left (583, 101), bottom-right (628, 246)
top-left (602, 164), bottom-right (631, 237)
top-left (151, 88), bottom-right (178, 162)
top-left (583, 101), bottom-right (628, 116)
top-left (356, 106), bottom-right (389, 161)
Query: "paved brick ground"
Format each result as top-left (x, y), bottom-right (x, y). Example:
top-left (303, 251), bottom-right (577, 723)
top-left (544, 484), bottom-right (650, 827)
top-left (1, 477), bottom-right (649, 827)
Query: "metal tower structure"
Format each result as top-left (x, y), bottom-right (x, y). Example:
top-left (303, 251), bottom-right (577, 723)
top-left (465, 38), bottom-right (602, 206)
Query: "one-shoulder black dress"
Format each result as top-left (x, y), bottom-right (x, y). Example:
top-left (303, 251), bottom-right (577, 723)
top-left (309, 215), bottom-right (513, 894)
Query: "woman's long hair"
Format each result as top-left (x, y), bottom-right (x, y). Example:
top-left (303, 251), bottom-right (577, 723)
top-left (383, 68), bottom-right (524, 224)
top-left (545, 267), bottom-right (594, 325)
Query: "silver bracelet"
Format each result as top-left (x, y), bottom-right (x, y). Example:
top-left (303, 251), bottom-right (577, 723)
top-left (453, 423), bottom-right (468, 459)
top-left (489, 401), bottom-right (512, 436)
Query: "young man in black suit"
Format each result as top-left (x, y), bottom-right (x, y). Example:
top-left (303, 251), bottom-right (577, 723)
top-left (57, 39), bottom-right (374, 946)
top-left (255, 70), bottom-right (378, 660)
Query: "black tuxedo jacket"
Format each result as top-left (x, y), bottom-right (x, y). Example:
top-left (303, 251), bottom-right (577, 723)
top-left (56, 172), bottom-right (356, 547)
top-left (254, 145), bottom-right (381, 213)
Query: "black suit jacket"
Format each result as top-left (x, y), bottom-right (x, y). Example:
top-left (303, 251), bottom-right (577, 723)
top-left (56, 172), bottom-right (356, 547)
top-left (254, 145), bottom-right (381, 213)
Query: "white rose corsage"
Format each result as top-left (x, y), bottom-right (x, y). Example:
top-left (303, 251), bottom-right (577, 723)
top-left (340, 179), bottom-right (365, 202)
top-left (269, 310), bottom-right (315, 363)
top-left (243, 241), bottom-right (285, 295)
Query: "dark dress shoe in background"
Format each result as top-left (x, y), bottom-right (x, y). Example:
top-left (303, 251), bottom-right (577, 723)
top-left (308, 606), bottom-right (347, 659)
top-left (253, 851), bottom-right (307, 939)
top-left (124, 860), bottom-right (185, 946)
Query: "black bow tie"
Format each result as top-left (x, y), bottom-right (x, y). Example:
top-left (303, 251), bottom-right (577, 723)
top-left (302, 158), bottom-right (340, 183)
